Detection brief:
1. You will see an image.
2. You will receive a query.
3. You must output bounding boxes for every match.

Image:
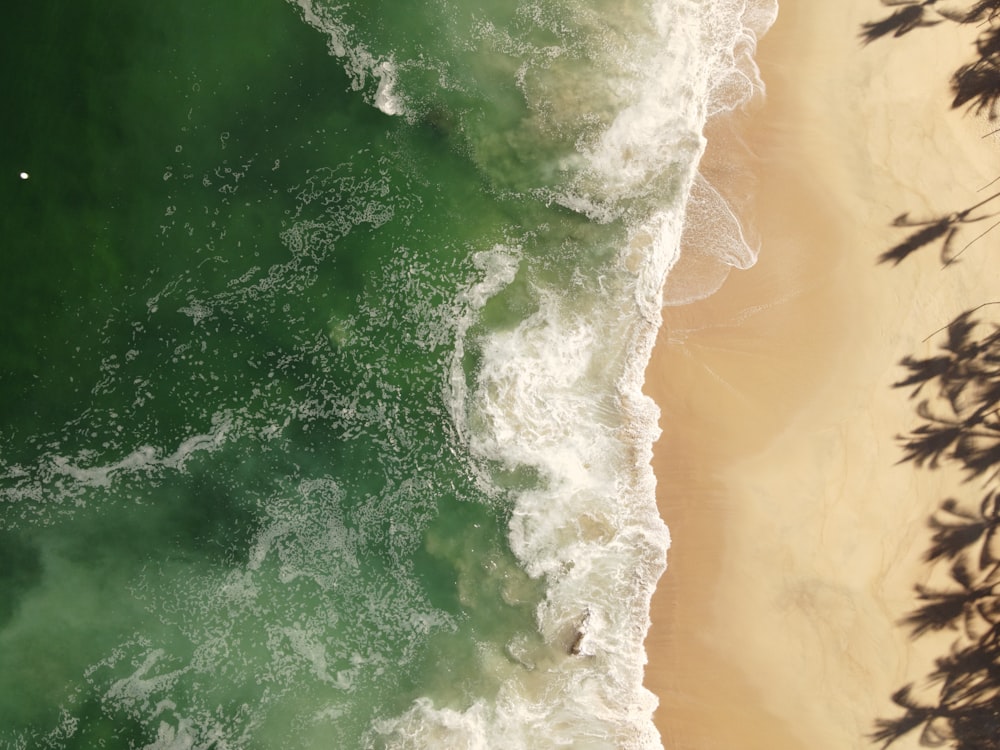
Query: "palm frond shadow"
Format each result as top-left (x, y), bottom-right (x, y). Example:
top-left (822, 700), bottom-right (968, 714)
top-left (902, 557), bottom-right (997, 638)
top-left (877, 192), bottom-right (1000, 266)
top-left (962, 0), bottom-right (1000, 23)
top-left (953, 26), bottom-right (1000, 118)
top-left (926, 496), bottom-right (1000, 568)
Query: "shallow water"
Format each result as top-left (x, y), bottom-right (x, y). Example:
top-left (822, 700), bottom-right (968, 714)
top-left (0, 0), bottom-right (772, 746)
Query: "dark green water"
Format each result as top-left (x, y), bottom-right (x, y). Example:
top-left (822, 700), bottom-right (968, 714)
top-left (1, 2), bottom-right (548, 746)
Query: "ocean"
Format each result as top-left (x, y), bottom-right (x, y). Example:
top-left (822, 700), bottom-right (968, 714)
top-left (0, 0), bottom-right (773, 747)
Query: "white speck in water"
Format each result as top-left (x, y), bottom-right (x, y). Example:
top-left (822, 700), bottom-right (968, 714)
top-left (19, 172), bottom-right (29, 180)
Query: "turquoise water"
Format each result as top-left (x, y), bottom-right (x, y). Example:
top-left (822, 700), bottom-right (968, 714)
top-left (0, 0), bottom-right (773, 747)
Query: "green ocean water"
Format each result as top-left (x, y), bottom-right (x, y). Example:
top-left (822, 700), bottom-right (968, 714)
top-left (2, 1), bottom-right (540, 744)
top-left (1, 0), bottom-right (772, 746)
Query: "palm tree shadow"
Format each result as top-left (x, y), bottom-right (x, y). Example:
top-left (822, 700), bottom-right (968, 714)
top-left (873, 680), bottom-right (1000, 749)
top-left (859, 0), bottom-right (945, 44)
top-left (874, 543), bottom-right (1000, 749)
top-left (892, 306), bottom-right (1000, 480)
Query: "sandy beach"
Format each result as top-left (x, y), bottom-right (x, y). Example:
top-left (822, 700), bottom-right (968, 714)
top-left (644, 0), bottom-right (1000, 748)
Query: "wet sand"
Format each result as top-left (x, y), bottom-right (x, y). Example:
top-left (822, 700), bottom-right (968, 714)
top-left (644, 0), bottom-right (1000, 748)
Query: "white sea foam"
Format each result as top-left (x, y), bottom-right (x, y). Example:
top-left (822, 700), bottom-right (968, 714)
top-left (288, 0), bottom-right (408, 116)
top-left (445, 247), bottom-right (523, 453)
top-left (372, 59), bottom-right (404, 116)
top-left (381, 0), bottom-right (777, 747)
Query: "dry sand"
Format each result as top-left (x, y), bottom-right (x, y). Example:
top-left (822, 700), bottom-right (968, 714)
top-left (644, 0), bottom-right (1000, 748)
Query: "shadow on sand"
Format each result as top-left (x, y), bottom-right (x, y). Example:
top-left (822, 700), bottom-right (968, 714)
top-left (862, 2), bottom-right (1000, 746)
top-left (862, 0), bottom-right (1000, 118)
top-left (871, 307), bottom-right (1000, 748)
top-left (877, 192), bottom-right (1000, 267)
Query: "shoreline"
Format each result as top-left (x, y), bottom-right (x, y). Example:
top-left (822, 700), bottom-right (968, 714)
top-left (643, 0), bottom-right (1000, 747)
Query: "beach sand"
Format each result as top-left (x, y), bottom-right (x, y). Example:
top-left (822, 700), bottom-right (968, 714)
top-left (643, 0), bottom-right (1000, 748)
